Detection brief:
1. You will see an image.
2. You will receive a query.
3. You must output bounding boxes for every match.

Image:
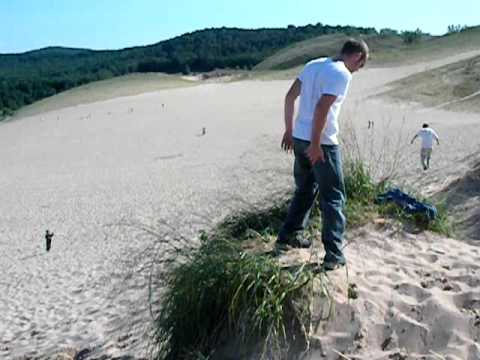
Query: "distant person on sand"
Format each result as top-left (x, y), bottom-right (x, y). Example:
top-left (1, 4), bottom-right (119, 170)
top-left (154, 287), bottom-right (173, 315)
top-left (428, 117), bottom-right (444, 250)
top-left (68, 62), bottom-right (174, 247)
top-left (45, 230), bottom-right (54, 252)
top-left (410, 123), bottom-right (440, 170)
top-left (276, 39), bottom-right (369, 271)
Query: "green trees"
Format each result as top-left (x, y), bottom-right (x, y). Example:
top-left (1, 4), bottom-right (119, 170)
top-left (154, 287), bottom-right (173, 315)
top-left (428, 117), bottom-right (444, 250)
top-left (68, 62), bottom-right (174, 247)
top-left (400, 28), bottom-right (424, 44)
top-left (447, 24), bottom-right (468, 34)
top-left (379, 28), bottom-right (399, 36)
top-left (0, 24), bottom-right (378, 115)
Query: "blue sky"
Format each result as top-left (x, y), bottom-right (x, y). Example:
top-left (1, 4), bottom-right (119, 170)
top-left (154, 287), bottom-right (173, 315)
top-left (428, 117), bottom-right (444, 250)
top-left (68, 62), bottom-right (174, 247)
top-left (1, 0), bottom-right (479, 54)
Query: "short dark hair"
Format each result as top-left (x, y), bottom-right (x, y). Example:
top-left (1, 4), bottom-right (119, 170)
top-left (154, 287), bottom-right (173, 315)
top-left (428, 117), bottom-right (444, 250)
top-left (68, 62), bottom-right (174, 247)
top-left (341, 39), bottom-right (369, 59)
top-left (422, 123), bottom-right (429, 128)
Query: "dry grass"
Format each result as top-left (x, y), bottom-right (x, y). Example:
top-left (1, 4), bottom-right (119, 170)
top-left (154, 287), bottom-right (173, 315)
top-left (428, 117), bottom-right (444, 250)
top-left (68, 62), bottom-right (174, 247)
top-left (379, 54), bottom-right (480, 111)
top-left (149, 204), bottom-right (324, 360)
top-left (148, 120), bottom-right (454, 358)
top-left (14, 73), bottom-right (196, 118)
top-left (255, 26), bottom-right (480, 71)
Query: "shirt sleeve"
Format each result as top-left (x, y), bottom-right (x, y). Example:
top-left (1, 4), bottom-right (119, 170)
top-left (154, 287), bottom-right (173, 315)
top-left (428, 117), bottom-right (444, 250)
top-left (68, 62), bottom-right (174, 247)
top-left (431, 129), bottom-right (439, 140)
top-left (297, 64), bottom-right (310, 83)
top-left (322, 71), bottom-right (351, 97)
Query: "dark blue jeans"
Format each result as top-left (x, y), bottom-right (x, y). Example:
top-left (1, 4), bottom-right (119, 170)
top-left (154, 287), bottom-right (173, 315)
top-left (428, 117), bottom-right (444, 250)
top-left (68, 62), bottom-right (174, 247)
top-left (279, 138), bottom-right (346, 264)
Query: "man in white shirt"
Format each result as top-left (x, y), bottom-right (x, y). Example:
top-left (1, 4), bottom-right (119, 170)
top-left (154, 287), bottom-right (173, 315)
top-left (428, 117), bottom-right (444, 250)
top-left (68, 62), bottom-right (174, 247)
top-left (410, 123), bottom-right (440, 170)
top-left (277, 39), bottom-right (369, 271)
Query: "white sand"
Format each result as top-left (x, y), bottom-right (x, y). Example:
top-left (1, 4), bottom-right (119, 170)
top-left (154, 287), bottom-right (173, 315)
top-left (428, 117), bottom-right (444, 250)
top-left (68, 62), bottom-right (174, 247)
top-left (278, 225), bottom-right (480, 360)
top-left (1, 53), bottom-right (479, 359)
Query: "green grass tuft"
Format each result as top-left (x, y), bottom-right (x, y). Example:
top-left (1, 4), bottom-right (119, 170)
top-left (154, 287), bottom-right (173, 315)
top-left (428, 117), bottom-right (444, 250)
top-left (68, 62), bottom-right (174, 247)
top-left (152, 228), bottom-right (315, 359)
top-left (343, 159), bottom-right (386, 228)
top-left (151, 155), bottom-right (453, 359)
top-left (343, 157), bottom-right (453, 236)
top-left (378, 197), bottom-right (454, 237)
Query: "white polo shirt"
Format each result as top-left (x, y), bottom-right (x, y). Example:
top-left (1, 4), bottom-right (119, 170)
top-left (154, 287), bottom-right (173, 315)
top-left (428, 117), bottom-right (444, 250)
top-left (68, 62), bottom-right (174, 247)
top-left (417, 128), bottom-right (439, 149)
top-left (293, 58), bottom-right (352, 145)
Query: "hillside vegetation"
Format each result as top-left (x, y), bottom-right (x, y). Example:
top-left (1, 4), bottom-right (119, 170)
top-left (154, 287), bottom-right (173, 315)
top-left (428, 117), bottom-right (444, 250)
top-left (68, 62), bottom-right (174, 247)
top-left (13, 73), bottom-right (195, 119)
top-left (0, 23), bottom-right (376, 116)
top-left (255, 26), bottom-right (480, 70)
top-left (379, 54), bottom-right (480, 112)
top-left (2, 24), bottom-right (479, 118)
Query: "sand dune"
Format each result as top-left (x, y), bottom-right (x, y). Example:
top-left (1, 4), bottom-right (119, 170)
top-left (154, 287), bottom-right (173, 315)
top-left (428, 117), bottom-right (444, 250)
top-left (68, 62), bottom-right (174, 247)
top-left (309, 224), bottom-right (480, 359)
top-left (252, 225), bottom-right (480, 359)
top-left (1, 53), bottom-right (479, 359)
top-left (440, 158), bottom-right (480, 241)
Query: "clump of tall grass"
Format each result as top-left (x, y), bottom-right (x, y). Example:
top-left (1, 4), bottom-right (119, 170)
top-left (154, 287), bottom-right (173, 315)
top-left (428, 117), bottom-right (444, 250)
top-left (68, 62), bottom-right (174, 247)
top-left (344, 159), bottom-right (378, 203)
top-left (426, 202), bottom-right (454, 236)
top-left (151, 204), bottom-right (321, 360)
top-left (343, 158), bottom-right (385, 228)
top-left (340, 114), bottom-right (402, 227)
top-left (341, 113), bottom-right (410, 184)
top-left (341, 115), bottom-right (453, 235)
top-left (378, 194), bottom-right (453, 236)
top-left (217, 200), bottom-right (289, 240)
top-left (152, 237), bottom-right (314, 359)
top-left (150, 113), bottom-right (453, 359)
top-left (342, 153), bottom-right (453, 236)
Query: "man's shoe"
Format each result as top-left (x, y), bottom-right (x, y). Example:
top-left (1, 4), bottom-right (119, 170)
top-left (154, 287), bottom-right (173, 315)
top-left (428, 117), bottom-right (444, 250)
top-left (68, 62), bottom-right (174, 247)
top-left (320, 261), bottom-right (345, 272)
top-left (290, 235), bottom-right (312, 248)
top-left (276, 232), bottom-right (311, 248)
top-left (274, 232), bottom-right (310, 255)
top-left (273, 241), bottom-right (292, 256)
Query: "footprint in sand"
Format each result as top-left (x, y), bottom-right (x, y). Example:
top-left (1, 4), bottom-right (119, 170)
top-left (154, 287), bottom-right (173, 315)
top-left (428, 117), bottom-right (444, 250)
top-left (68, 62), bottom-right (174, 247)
top-left (418, 253), bottom-right (439, 264)
top-left (386, 272), bottom-right (403, 282)
top-left (394, 283), bottom-right (431, 302)
top-left (384, 258), bottom-right (398, 266)
top-left (153, 153), bottom-right (183, 161)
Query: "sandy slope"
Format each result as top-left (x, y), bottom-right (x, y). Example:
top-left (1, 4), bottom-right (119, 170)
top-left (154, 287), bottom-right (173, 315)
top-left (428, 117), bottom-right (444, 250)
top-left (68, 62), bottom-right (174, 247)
top-left (0, 82), bottom-right (294, 359)
top-left (0, 53), bottom-right (479, 359)
top-left (440, 158), bottom-right (480, 242)
top-left (311, 224), bottom-right (479, 360)
top-left (259, 225), bottom-right (480, 360)
top-left (12, 74), bottom-right (196, 119)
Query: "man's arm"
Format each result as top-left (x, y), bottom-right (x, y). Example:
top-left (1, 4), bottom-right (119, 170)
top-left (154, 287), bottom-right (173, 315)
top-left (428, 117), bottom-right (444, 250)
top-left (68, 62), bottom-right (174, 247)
top-left (305, 95), bottom-right (337, 164)
top-left (281, 79), bottom-right (301, 152)
top-left (432, 130), bottom-right (440, 145)
top-left (410, 134), bottom-right (418, 144)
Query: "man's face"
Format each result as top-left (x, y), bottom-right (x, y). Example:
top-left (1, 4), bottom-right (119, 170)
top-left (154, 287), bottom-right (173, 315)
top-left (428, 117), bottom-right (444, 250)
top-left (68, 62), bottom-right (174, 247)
top-left (349, 52), bottom-right (368, 73)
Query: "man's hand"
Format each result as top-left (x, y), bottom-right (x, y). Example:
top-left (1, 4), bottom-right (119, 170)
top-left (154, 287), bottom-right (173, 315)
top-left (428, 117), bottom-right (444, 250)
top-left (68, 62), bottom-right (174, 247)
top-left (282, 79), bottom-right (301, 153)
top-left (281, 131), bottom-right (294, 152)
top-left (305, 144), bottom-right (325, 165)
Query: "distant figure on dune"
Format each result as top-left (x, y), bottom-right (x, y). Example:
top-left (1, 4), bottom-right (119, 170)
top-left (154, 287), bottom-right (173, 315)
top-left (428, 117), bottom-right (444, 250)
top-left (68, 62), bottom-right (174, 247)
top-left (45, 230), bottom-right (54, 252)
top-left (276, 39), bottom-right (369, 271)
top-left (368, 120), bottom-right (374, 129)
top-left (411, 123), bottom-right (440, 171)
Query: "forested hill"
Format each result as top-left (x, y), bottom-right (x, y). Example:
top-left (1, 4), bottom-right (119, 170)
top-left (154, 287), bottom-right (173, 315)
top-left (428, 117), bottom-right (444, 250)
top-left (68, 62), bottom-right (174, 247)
top-left (0, 23), bottom-right (376, 116)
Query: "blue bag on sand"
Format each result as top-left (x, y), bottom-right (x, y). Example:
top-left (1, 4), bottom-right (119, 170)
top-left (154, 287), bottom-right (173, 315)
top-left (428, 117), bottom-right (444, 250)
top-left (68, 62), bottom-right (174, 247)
top-left (376, 188), bottom-right (437, 221)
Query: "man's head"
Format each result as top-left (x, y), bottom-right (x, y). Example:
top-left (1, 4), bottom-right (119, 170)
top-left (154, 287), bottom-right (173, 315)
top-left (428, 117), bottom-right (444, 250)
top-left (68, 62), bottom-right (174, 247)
top-left (340, 39), bottom-right (369, 73)
top-left (423, 123), bottom-right (429, 128)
